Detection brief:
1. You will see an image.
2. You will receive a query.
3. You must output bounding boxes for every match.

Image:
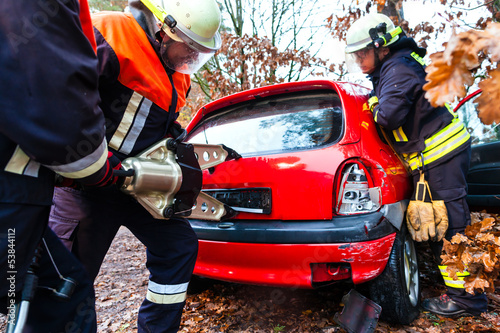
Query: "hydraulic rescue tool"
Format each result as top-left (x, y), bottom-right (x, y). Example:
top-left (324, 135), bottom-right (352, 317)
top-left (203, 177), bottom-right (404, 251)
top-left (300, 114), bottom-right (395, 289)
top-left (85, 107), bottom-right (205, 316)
top-left (116, 137), bottom-right (240, 221)
top-left (8, 136), bottom-right (239, 332)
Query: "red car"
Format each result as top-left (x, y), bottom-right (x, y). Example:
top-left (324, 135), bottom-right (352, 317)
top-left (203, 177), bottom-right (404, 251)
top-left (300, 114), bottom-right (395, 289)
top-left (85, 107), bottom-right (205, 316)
top-left (185, 80), bottom-right (418, 324)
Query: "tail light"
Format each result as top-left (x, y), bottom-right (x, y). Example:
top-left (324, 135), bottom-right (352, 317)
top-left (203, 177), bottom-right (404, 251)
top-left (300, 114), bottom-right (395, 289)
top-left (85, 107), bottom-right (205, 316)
top-left (335, 160), bottom-right (381, 215)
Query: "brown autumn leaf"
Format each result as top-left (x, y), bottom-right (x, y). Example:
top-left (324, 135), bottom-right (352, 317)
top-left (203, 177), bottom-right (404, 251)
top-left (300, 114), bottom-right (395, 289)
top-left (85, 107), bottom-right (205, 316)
top-left (450, 232), bottom-right (472, 245)
top-left (424, 22), bottom-right (500, 117)
top-left (479, 217), bottom-right (497, 233)
top-left (445, 262), bottom-right (466, 280)
top-left (476, 232), bottom-right (496, 245)
top-left (443, 238), bottom-right (460, 255)
top-left (476, 67), bottom-right (500, 125)
top-left (478, 22), bottom-right (500, 62)
top-left (423, 49), bottom-right (473, 107)
top-left (464, 271), bottom-right (493, 294)
top-left (442, 216), bottom-right (500, 294)
top-left (423, 27), bottom-right (486, 107)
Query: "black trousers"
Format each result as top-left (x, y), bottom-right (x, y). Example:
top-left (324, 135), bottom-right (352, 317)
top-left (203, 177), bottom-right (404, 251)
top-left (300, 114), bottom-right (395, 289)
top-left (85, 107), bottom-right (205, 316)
top-left (49, 185), bottom-right (198, 333)
top-left (0, 202), bottom-right (96, 332)
top-left (413, 144), bottom-right (488, 314)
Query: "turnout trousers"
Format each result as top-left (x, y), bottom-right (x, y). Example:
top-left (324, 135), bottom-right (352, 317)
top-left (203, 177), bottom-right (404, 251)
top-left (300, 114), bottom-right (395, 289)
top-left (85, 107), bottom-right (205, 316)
top-left (0, 203), bottom-right (96, 333)
top-left (413, 144), bottom-right (488, 314)
top-left (48, 185), bottom-right (198, 333)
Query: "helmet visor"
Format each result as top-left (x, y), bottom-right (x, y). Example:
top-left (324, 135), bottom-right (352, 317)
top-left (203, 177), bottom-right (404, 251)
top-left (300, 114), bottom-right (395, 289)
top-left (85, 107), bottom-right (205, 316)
top-left (345, 46), bottom-right (374, 73)
top-left (160, 34), bottom-right (216, 74)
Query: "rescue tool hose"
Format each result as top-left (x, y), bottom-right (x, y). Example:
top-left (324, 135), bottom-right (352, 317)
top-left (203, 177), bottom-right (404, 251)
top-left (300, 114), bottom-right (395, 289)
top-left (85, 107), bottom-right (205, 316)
top-left (6, 244), bottom-right (43, 333)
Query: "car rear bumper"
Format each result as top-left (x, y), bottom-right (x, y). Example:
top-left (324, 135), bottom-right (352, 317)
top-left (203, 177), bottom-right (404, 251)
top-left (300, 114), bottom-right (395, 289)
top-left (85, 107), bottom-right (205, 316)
top-left (189, 207), bottom-right (404, 288)
top-left (194, 233), bottom-right (396, 288)
top-left (189, 207), bottom-right (400, 244)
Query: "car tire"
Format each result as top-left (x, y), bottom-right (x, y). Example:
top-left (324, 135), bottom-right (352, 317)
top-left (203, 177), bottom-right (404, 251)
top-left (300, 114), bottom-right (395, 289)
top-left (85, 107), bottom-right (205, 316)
top-left (363, 223), bottom-right (421, 324)
top-left (187, 275), bottom-right (216, 295)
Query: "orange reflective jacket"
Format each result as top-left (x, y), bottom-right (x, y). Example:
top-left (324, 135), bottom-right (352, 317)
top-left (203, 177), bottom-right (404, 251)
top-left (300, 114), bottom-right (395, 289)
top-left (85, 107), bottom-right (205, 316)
top-left (92, 11), bottom-right (190, 112)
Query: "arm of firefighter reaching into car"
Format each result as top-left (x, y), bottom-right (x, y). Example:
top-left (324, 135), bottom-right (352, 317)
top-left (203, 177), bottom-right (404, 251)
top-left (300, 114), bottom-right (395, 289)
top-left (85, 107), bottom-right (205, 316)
top-left (368, 63), bottom-right (419, 131)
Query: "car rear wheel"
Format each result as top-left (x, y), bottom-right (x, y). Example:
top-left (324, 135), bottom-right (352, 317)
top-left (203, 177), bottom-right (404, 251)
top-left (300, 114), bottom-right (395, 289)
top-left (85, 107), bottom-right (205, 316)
top-left (362, 223), bottom-right (420, 324)
top-left (187, 275), bottom-right (217, 295)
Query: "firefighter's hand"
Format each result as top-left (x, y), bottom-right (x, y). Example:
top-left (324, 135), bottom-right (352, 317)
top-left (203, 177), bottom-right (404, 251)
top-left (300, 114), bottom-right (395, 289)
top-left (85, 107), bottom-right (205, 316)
top-left (432, 200), bottom-right (449, 241)
top-left (368, 96), bottom-right (378, 113)
top-left (58, 152), bottom-right (123, 189)
top-left (406, 200), bottom-right (436, 242)
top-left (88, 151), bottom-right (122, 187)
top-left (55, 174), bottom-right (78, 188)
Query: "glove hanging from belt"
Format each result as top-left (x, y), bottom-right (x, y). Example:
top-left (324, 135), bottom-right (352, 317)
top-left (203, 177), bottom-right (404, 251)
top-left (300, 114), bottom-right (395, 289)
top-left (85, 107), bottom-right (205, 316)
top-left (406, 170), bottom-right (449, 242)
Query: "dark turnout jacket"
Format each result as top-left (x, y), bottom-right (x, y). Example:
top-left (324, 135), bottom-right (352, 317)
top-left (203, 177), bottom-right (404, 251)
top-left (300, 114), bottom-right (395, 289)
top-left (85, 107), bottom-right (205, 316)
top-left (0, 0), bottom-right (109, 204)
top-left (368, 36), bottom-right (470, 171)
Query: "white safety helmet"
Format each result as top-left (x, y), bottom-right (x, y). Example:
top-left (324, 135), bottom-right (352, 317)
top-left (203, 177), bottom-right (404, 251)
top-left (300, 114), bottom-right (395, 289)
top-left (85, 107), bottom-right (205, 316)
top-left (344, 13), bottom-right (402, 72)
top-left (140, 0), bottom-right (222, 74)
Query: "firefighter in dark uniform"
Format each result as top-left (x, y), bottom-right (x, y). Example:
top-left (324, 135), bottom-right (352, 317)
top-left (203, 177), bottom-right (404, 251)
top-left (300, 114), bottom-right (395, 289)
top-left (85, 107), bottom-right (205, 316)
top-left (345, 13), bottom-right (488, 317)
top-left (0, 0), bottom-right (121, 331)
top-left (48, 0), bottom-right (222, 331)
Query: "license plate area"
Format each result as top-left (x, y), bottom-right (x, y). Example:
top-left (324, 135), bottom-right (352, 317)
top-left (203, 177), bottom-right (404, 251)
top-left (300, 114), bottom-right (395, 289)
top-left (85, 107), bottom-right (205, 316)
top-left (202, 188), bottom-right (272, 214)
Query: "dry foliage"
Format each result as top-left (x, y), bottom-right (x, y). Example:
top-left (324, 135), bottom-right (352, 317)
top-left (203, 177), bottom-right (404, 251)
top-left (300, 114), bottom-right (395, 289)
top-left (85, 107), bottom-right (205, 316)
top-left (185, 32), bottom-right (334, 116)
top-left (423, 22), bottom-right (500, 125)
top-left (441, 212), bottom-right (500, 295)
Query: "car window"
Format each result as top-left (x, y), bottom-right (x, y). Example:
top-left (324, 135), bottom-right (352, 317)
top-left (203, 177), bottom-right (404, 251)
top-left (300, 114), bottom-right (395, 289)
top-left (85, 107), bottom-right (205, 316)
top-left (455, 90), bottom-right (500, 146)
top-left (186, 91), bottom-right (343, 156)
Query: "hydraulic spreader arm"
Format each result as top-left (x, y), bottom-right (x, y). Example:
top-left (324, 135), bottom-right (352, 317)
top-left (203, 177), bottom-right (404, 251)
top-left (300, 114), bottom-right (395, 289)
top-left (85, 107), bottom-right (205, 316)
top-left (117, 138), bottom-right (240, 221)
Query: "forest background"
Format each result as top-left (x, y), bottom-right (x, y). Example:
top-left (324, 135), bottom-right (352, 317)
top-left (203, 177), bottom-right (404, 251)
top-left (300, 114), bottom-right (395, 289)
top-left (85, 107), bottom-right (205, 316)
top-left (89, 0), bottom-right (500, 143)
top-left (85, 0), bottom-right (500, 299)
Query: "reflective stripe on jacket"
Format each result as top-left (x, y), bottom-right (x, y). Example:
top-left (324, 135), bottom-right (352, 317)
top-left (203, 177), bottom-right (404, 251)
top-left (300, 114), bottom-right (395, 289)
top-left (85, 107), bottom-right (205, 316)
top-left (0, 0), bottom-right (107, 204)
top-left (403, 118), bottom-right (470, 170)
top-left (91, 12), bottom-right (191, 158)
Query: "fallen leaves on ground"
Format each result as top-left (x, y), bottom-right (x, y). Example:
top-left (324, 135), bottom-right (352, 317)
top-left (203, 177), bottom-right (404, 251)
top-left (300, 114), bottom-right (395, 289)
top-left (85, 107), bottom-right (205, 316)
top-left (442, 212), bottom-right (500, 294)
top-left (1, 216), bottom-right (499, 332)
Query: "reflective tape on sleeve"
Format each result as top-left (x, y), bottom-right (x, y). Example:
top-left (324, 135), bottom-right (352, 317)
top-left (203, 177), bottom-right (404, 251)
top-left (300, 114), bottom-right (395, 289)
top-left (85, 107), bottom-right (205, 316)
top-left (4, 146), bottom-right (41, 177)
top-left (392, 127), bottom-right (408, 142)
top-left (50, 138), bottom-right (108, 179)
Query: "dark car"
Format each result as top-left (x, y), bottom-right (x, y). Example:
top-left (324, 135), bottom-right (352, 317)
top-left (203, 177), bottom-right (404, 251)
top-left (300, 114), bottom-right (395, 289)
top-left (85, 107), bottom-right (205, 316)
top-left (453, 90), bottom-right (500, 209)
top-left (185, 80), bottom-right (419, 324)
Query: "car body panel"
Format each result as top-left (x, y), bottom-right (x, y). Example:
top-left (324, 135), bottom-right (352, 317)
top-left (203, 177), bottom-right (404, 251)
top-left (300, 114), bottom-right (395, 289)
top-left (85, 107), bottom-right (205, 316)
top-left (453, 89), bottom-right (500, 208)
top-left (195, 233), bottom-right (396, 288)
top-left (185, 79), bottom-right (413, 288)
top-left (467, 140), bottom-right (500, 207)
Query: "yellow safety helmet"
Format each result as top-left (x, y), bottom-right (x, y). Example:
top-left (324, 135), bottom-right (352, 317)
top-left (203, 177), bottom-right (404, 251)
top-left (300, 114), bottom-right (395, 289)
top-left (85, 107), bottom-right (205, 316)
top-left (140, 0), bottom-right (222, 74)
top-left (345, 13), bottom-right (402, 53)
top-left (344, 13), bottom-right (402, 72)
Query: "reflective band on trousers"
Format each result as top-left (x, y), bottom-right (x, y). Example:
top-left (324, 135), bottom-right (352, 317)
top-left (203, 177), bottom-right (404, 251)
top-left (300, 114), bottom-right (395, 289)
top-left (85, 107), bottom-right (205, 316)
top-left (146, 280), bottom-right (188, 305)
top-left (439, 265), bottom-right (469, 289)
top-left (404, 118), bottom-right (470, 170)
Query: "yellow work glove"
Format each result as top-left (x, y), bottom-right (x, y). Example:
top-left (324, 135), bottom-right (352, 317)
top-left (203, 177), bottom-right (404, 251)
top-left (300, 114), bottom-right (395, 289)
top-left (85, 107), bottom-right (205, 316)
top-left (431, 199), bottom-right (448, 241)
top-left (368, 96), bottom-right (378, 113)
top-left (406, 199), bottom-right (435, 242)
top-left (406, 172), bottom-right (438, 242)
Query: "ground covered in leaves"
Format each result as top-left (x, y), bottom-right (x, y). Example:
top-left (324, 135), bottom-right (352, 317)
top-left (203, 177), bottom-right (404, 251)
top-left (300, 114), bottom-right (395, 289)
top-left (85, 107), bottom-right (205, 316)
top-left (1, 213), bottom-right (499, 332)
top-left (92, 212), bottom-right (500, 333)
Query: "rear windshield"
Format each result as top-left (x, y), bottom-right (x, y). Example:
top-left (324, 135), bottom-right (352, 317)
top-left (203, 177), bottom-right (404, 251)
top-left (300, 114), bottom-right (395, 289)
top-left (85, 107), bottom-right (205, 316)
top-left (186, 91), bottom-right (343, 156)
